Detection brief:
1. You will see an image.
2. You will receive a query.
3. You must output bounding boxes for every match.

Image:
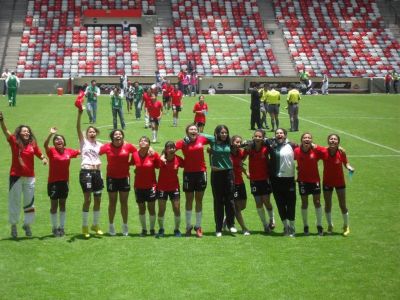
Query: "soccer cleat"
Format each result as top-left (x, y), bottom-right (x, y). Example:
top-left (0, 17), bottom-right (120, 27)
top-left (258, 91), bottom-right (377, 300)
top-left (264, 223), bottom-right (271, 234)
top-left (229, 227), bottom-right (238, 233)
top-left (58, 227), bottom-right (65, 237)
top-left (304, 225), bottom-right (310, 236)
top-left (269, 220), bottom-right (276, 230)
top-left (289, 226), bottom-right (296, 237)
top-left (216, 232), bottom-right (222, 237)
top-left (174, 229), bottom-right (182, 237)
top-left (22, 224), bottom-right (32, 237)
top-left (82, 226), bottom-right (90, 238)
top-left (343, 226), bottom-right (350, 237)
top-left (109, 224), bottom-right (116, 236)
top-left (11, 225), bottom-right (17, 238)
top-left (243, 230), bottom-right (251, 236)
top-left (185, 226), bottom-right (192, 237)
top-left (150, 229), bottom-right (156, 236)
top-left (90, 224), bottom-right (103, 235)
top-left (122, 224), bottom-right (129, 236)
top-left (194, 226), bottom-right (203, 238)
top-left (140, 229), bottom-right (147, 237)
top-left (52, 227), bottom-right (60, 237)
top-left (327, 225), bottom-right (334, 234)
top-left (156, 228), bottom-right (165, 238)
top-left (317, 226), bottom-right (324, 236)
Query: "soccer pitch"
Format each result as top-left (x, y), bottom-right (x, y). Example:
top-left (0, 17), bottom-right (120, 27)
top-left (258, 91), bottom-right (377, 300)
top-left (0, 93), bottom-right (399, 299)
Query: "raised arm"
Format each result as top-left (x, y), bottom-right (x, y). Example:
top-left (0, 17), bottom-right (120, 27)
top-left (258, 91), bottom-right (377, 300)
top-left (0, 111), bottom-right (12, 140)
top-left (44, 127), bottom-right (57, 151)
top-left (76, 109), bottom-right (84, 142)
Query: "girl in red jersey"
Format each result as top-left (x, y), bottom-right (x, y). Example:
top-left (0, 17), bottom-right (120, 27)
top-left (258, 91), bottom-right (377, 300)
top-left (0, 111), bottom-right (48, 238)
top-left (44, 127), bottom-right (80, 237)
top-left (244, 129), bottom-right (275, 233)
top-left (142, 87), bottom-right (153, 129)
top-left (131, 136), bottom-right (160, 236)
top-left (161, 80), bottom-right (173, 113)
top-left (175, 124), bottom-right (209, 237)
top-left (230, 135), bottom-right (250, 235)
top-left (193, 95), bottom-right (208, 133)
top-left (171, 84), bottom-right (183, 127)
top-left (147, 94), bottom-right (163, 143)
top-left (99, 129), bottom-right (137, 236)
top-left (157, 141), bottom-right (184, 237)
top-left (322, 134), bottom-right (354, 236)
top-left (294, 133), bottom-right (325, 236)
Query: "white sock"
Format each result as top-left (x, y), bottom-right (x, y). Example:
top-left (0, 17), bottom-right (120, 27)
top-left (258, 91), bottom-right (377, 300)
top-left (267, 208), bottom-right (274, 223)
top-left (326, 212), bottom-right (333, 226)
top-left (59, 211), bottom-right (66, 228)
top-left (149, 215), bottom-right (156, 230)
top-left (50, 213), bottom-right (57, 228)
top-left (195, 211), bottom-right (202, 228)
top-left (342, 212), bottom-right (349, 226)
top-left (301, 209), bottom-right (308, 226)
top-left (152, 130), bottom-right (156, 140)
top-left (289, 220), bottom-right (295, 229)
top-left (139, 214), bottom-right (147, 230)
top-left (174, 215), bottom-right (181, 230)
top-left (158, 216), bottom-right (164, 229)
top-left (185, 210), bottom-right (192, 229)
top-left (315, 207), bottom-right (322, 227)
top-left (93, 210), bottom-right (100, 226)
top-left (82, 211), bottom-right (89, 227)
top-left (173, 117), bottom-right (177, 125)
top-left (257, 208), bottom-right (267, 225)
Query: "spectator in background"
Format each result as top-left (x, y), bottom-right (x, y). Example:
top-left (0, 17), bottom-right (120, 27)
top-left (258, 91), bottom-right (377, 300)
top-left (287, 84), bottom-right (301, 132)
top-left (266, 85), bottom-right (281, 132)
top-left (182, 72), bottom-right (190, 96)
top-left (155, 71), bottom-right (162, 92)
top-left (125, 80), bottom-right (134, 114)
top-left (258, 84), bottom-right (269, 130)
top-left (321, 72), bottom-right (329, 95)
top-left (121, 20), bottom-right (130, 32)
top-left (384, 71), bottom-right (392, 94)
top-left (190, 71), bottom-right (198, 96)
top-left (2, 68), bottom-right (10, 96)
top-left (85, 80), bottom-right (100, 124)
top-left (392, 70), bottom-right (398, 94)
top-left (110, 87), bottom-right (126, 130)
top-left (177, 69), bottom-right (185, 93)
top-left (133, 81), bottom-right (144, 120)
top-left (188, 60), bottom-right (194, 74)
top-left (250, 83), bottom-right (261, 130)
top-left (6, 71), bottom-right (20, 107)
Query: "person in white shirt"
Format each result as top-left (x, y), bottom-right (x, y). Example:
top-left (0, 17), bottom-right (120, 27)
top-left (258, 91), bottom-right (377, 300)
top-left (2, 68), bottom-right (10, 96)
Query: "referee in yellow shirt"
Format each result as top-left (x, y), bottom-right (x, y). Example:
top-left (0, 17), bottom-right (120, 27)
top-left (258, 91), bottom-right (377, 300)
top-left (287, 84), bottom-right (301, 131)
top-left (266, 85), bottom-right (281, 132)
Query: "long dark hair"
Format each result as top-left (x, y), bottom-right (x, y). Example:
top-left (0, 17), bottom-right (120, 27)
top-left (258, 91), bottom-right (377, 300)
top-left (14, 125), bottom-right (36, 146)
top-left (214, 124), bottom-right (230, 144)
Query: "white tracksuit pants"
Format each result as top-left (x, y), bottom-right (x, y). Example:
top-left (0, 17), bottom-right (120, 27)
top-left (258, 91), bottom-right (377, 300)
top-left (9, 176), bottom-right (35, 225)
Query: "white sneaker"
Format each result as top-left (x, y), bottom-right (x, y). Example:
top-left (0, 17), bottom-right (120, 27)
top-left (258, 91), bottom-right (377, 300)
top-left (216, 232), bottom-right (222, 237)
top-left (243, 230), bottom-right (251, 236)
top-left (229, 227), bottom-right (238, 233)
top-left (109, 224), bottom-right (116, 236)
top-left (152, 138), bottom-right (157, 143)
top-left (122, 224), bottom-right (129, 236)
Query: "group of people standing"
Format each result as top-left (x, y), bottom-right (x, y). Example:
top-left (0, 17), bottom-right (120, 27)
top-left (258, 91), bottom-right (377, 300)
top-left (0, 102), bottom-right (354, 239)
top-left (384, 70), bottom-right (399, 94)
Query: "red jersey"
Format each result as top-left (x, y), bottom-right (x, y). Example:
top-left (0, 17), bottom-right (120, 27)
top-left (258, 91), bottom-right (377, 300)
top-left (171, 90), bottom-right (183, 106)
top-left (176, 135), bottom-right (209, 172)
top-left (322, 148), bottom-right (348, 187)
top-left (99, 143), bottom-right (137, 178)
top-left (157, 155), bottom-right (184, 191)
top-left (47, 147), bottom-right (80, 183)
top-left (143, 92), bottom-right (152, 109)
top-left (244, 146), bottom-right (269, 181)
top-left (294, 146), bottom-right (324, 183)
top-left (8, 135), bottom-right (43, 177)
top-left (131, 151), bottom-right (160, 189)
top-left (178, 71), bottom-right (185, 82)
top-left (162, 83), bottom-right (173, 97)
top-left (231, 149), bottom-right (248, 185)
top-left (147, 100), bottom-right (163, 118)
top-left (193, 102), bottom-right (208, 124)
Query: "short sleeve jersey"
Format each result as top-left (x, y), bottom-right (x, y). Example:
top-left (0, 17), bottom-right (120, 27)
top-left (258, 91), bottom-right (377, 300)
top-left (171, 90), bottom-right (183, 106)
top-left (143, 92), bottom-right (152, 109)
top-left (244, 146), bottom-right (270, 181)
top-left (287, 89), bottom-right (301, 104)
top-left (99, 143), bottom-right (137, 178)
top-left (47, 147), bottom-right (80, 182)
top-left (176, 135), bottom-right (209, 172)
top-left (322, 148), bottom-right (348, 187)
top-left (131, 151), bottom-right (160, 189)
top-left (147, 100), bottom-right (163, 118)
top-left (231, 149), bottom-right (247, 185)
top-left (8, 135), bottom-right (43, 177)
top-left (193, 102), bottom-right (208, 124)
top-left (266, 89), bottom-right (280, 104)
top-left (294, 146), bottom-right (324, 183)
top-left (157, 155), bottom-right (184, 191)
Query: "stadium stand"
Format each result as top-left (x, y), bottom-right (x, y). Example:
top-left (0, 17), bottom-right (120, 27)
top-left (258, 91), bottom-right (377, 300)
top-left (274, 0), bottom-right (400, 77)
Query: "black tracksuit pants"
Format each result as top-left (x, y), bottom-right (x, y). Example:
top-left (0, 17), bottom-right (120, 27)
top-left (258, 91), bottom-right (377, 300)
top-left (271, 176), bottom-right (296, 221)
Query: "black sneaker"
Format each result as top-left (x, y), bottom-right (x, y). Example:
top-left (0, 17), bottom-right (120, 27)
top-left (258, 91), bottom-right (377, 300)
top-left (22, 224), bottom-right (32, 237)
top-left (150, 229), bottom-right (156, 236)
top-left (317, 226), bottom-right (324, 236)
top-left (174, 229), bottom-right (182, 237)
top-left (52, 227), bottom-right (60, 237)
top-left (59, 227), bottom-right (65, 237)
top-left (156, 228), bottom-right (165, 238)
top-left (140, 229), bottom-right (147, 237)
top-left (304, 226), bottom-right (309, 236)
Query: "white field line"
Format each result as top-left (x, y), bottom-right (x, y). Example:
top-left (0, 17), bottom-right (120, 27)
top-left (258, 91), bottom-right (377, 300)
top-left (229, 95), bottom-right (400, 154)
top-left (348, 155), bottom-right (400, 158)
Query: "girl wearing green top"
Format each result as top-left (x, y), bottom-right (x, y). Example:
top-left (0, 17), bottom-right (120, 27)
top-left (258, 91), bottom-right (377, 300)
top-left (202, 125), bottom-right (237, 237)
top-left (111, 87), bottom-right (126, 130)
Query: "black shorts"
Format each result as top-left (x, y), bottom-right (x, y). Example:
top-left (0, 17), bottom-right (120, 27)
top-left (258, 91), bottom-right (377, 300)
top-left (323, 185), bottom-right (346, 192)
top-left (150, 117), bottom-right (160, 125)
top-left (298, 182), bottom-right (321, 196)
top-left (158, 189), bottom-right (180, 201)
top-left (47, 181), bottom-right (69, 200)
top-left (126, 97), bottom-right (134, 104)
top-left (233, 183), bottom-right (247, 201)
top-left (250, 179), bottom-right (272, 196)
top-left (79, 169), bottom-right (104, 195)
top-left (183, 171), bottom-right (207, 192)
top-left (172, 105), bottom-right (182, 112)
top-left (135, 186), bottom-right (157, 203)
top-left (163, 95), bottom-right (171, 104)
top-left (106, 177), bottom-right (130, 192)
top-left (196, 122), bottom-right (205, 128)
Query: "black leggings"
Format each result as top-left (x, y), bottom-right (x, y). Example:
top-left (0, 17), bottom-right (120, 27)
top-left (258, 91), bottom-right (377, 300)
top-left (211, 169), bottom-right (235, 232)
top-left (271, 176), bottom-right (296, 221)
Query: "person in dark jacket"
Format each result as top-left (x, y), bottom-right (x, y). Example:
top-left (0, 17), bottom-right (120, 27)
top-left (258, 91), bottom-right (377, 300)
top-left (250, 83), bottom-right (261, 130)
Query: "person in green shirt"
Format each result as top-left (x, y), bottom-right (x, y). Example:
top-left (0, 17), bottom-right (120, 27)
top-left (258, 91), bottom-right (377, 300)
top-left (111, 87), bottom-right (125, 130)
top-left (133, 81), bottom-right (144, 119)
top-left (6, 72), bottom-right (20, 107)
top-left (287, 84), bottom-right (301, 131)
top-left (85, 80), bottom-right (100, 123)
top-left (202, 125), bottom-right (236, 237)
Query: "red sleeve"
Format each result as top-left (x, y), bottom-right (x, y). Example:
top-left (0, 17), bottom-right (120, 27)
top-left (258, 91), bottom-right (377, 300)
top-left (175, 140), bottom-right (183, 150)
top-left (99, 144), bottom-right (107, 155)
top-left (46, 147), bottom-right (54, 158)
top-left (153, 152), bottom-right (160, 169)
top-left (193, 103), bottom-right (198, 113)
top-left (341, 151), bottom-right (348, 166)
top-left (70, 149), bottom-right (80, 158)
top-left (177, 155), bottom-right (184, 168)
top-left (33, 143), bottom-right (43, 158)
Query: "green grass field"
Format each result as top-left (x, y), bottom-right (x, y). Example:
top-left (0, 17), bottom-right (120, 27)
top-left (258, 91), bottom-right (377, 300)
top-left (0, 92), bottom-right (399, 299)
